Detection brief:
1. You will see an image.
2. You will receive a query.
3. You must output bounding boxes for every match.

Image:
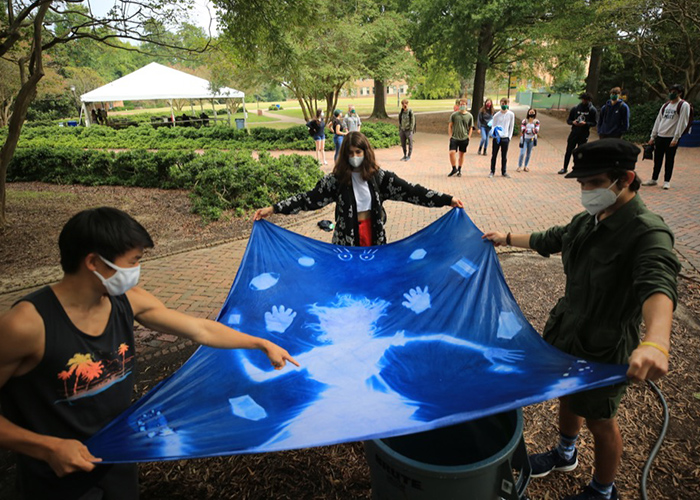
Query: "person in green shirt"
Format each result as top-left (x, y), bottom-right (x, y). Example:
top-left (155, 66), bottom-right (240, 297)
top-left (447, 97), bottom-right (474, 177)
top-left (483, 139), bottom-right (679, 500)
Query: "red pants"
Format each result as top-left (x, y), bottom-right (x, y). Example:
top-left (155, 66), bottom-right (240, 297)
top-left (358, 219), bottom-right (372, 247)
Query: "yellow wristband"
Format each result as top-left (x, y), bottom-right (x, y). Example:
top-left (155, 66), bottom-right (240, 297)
top-left (639, 341), bottom-right (670, 358)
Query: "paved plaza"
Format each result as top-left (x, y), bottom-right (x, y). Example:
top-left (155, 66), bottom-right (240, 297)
top-left (1, 107), bottom-right (698, 359)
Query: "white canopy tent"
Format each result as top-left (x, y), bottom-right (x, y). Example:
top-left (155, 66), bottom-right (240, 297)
top-left (80, 62), bottom-right (246, 127)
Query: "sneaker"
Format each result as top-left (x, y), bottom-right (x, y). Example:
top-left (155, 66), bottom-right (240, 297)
top-left (642, 179), bottom-right (658, 186)
top-left (457, 170), bottom-right (462, 177)
top-left (406, 156), bottom-right (411, 161)
top-left (400, 156), bottom-right (407, 161)
top-left (488, 172), bottom-right (494, 178)
top-left (516, 167), bottom-right (522, 172)
top-left (558, 168), bottom-right (567, 175)
top-left (502, 173), bottom-right (511, 178)
top-left (562, 485), bottom-right (619, 500)
top-left (448, 166), bottom-right (458, 177)
top-left (524, 167), bottom-right (530, 172)
top-left (663, 182), bottom-right (670, 189)
top-left (529, 448), bottom-right (578, 478)
top-left (477, 148), bottom-right (482, 155)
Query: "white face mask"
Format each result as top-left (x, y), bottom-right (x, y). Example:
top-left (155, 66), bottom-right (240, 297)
top-left (581, 180), bottom-right (620, 216)
top-left (93, 255), bottom-right (141, 296)
top-left (349, 156), bottom-right (364, 169)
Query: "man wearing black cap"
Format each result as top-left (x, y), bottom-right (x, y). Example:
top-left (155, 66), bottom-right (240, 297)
top-left (483, 139), bottom-right (679, 500)
top-left (558, 93), bottom-right (597, 175)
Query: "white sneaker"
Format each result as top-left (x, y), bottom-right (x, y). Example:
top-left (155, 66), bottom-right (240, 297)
top-left (663, 182), bottom-right (670, 190)
top-left (642, 179), bottom-right (658, 186)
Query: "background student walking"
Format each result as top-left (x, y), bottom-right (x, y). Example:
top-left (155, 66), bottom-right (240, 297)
top-left (308, 108), bottom-right (328, 165)
top-left (447, 98), bottom-right (474, 177)
top-left (477, 99), bottom-right (494, 156)
top-left (330, 110), bottom-right (348, 162)
top-left (517, 108), bottom-right (540, 172)
top-left (489, 98), bottom-right (515, 178)
top-left (644, 83), bottom-right (692, 190)
top-left (398, 99), bottom-right (416, 161)
top-left (597, 87), bottom-right (630, 139)
top-left (559, 93), bottom-right (597, 175)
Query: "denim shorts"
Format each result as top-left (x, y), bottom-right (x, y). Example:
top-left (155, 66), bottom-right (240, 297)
top-left (313, 134), bottom-right (326, 141)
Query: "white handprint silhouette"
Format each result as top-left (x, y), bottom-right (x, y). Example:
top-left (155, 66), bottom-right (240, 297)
top-left (402, 286), bottom-right (432, 314)
top-left (264, 305), bottom-right (297, 333)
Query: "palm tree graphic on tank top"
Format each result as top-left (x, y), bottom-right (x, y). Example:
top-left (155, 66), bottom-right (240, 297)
top-left (55, 345), bottom-right (134, 403)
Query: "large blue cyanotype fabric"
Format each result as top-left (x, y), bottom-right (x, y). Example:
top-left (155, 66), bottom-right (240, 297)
top-left (87, 209), bottom-right (628, 462)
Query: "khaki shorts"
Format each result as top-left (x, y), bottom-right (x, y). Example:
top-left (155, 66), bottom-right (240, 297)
top-left (568, 380), bottom-right (629, 420)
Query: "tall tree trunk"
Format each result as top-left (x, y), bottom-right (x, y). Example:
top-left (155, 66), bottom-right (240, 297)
top-left (585, 46), bottom-right (603, 102)
top-left (471, 23), bottom-right (494, 119)
top-left (0, 2), bottom-right (49, 226)
top-left (370, 80), bottom-right (388, 119)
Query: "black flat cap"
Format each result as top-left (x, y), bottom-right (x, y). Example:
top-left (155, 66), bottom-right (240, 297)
top-left (565, 138), bottom-right (640, 178)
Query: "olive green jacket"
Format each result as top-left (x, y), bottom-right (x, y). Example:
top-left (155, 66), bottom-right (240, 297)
top-left (529, 195), bottom-right (679, 364)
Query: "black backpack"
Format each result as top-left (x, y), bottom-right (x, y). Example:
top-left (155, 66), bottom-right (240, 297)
top-left (307, 120), bottom-right (320, 137)
top-left (661, 99), bottom-right (695, 136)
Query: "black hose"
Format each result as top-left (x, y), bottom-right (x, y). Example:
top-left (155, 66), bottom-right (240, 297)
top-left (641, 380), bottom-right (669, 500)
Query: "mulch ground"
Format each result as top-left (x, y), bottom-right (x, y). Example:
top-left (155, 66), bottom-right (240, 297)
top-left (1, 180), bottom-right (699, 499)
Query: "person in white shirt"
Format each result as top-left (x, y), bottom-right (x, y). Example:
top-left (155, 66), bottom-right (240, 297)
top-left (644, 84), bottom-right (692, 190)
top-left (344, 105), bottom-right (362, 133)
top-left (490, 98), bottom-right (515, 178)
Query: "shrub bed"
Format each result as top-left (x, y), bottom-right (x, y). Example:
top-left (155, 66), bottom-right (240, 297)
top-left (7, 147), bottom-right (323, 221)
top-left (1, 122), bottom-right (399, 151)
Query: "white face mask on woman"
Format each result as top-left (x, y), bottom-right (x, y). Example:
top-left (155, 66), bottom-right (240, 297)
top-left (580, 180), bottom-right (620, 216)
top-left (349, 156), bottom-right (364, 169)
top-left (93, 255), bottom-right (141, 296)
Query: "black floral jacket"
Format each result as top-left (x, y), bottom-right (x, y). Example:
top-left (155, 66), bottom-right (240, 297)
top-left (273, 169), bottom-right (453, 246)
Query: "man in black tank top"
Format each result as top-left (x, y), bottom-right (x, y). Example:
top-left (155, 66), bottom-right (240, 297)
top-left (0, 207), bottom-right (299, 499)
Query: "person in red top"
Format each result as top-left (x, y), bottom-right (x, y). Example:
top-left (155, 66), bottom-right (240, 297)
top-left (0, 207), bottom-right (298, 499)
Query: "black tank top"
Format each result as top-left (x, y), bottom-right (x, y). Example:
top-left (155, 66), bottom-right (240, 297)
top-left (0, 286), bottom-right (138, 498)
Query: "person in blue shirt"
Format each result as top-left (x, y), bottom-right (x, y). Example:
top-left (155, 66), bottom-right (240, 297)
top-left (597, 87), bottom-right (630, 139)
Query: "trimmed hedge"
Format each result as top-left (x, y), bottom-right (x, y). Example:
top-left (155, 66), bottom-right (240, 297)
top-left (1, 122), bottom-right (400, 151)
top-left (7, 147), bottom-right (323, 221)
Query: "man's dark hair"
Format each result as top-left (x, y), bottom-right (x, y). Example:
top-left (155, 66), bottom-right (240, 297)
top-left (669, 83), bottom-right (685, 97)
top-left (607, 169), bottom-right (641, 192)
top-left (58, 207), bottom-right (154, 274)
top-left (579, 92), bottom-right (593, 101)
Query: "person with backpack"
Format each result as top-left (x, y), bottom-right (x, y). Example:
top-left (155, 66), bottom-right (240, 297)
top-left (597, 87), bottom-right (630, 139)
top-left (307, 109), bottom-right (328, 165)
top-left (254, 132), bottom-right (464, 247)
top-left (644, 84), bottom-right (693, 190)
top-left (398, 99), bottom-right (416, 161)
top-left (477, 99), bottom-right (494, 156)
top-left (330, 110), bottom-right (348, 162)
top-left (558, 93), bottom-right (597, 175)
top-left (344, 105), bottom-right (362, 133)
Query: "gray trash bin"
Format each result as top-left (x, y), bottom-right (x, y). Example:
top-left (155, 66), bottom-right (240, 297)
top-left (235, 118), bottom-right (245, 129)
top-left (364, 409), bottom-right (530, 500)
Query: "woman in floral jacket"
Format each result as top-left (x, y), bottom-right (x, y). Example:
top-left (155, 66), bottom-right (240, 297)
top-left (254, 132), bottom-right (464, 246)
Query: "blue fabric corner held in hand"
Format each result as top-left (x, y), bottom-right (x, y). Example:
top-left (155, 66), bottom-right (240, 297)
top-left (87, 208), bottom-right (628, 462)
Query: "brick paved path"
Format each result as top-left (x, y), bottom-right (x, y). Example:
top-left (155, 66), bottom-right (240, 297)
top-left (1, 106), bottom-right (698, 358)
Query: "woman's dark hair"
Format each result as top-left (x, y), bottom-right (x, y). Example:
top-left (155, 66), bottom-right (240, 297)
top-left (608, 169), bottom-right (641, 192)
top-left (480, 99), bottom-right (493, 113)
top-left (527, 108), bottom-right (537, 119)
top-left (59, 207), bottom-right (154, 274)
top-left (315, 108), bottom-right (324, 123)
top-left (332, 132), bottom-right (380, 185)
